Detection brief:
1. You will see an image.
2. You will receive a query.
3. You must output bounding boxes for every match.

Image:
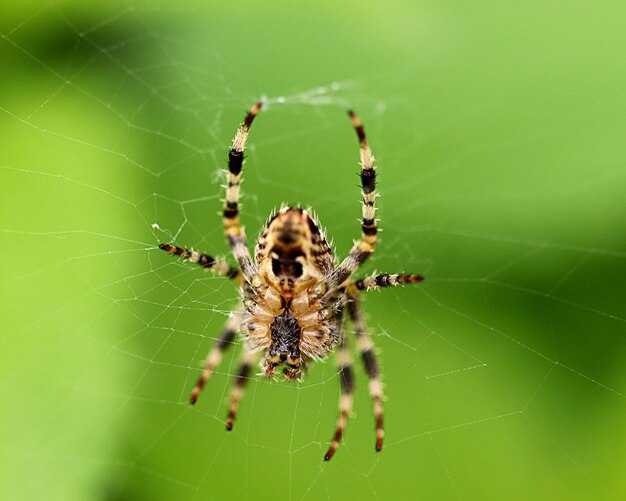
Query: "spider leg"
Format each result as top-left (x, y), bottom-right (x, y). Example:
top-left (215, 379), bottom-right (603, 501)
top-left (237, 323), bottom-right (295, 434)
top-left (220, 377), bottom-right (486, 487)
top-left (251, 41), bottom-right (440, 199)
top-left (225, 347), bottom-right (258, 431)
top-left (189, 308), bottom-right (243, 404)
top-left (223, 102), bottom-right (263, 282)
top-left (324, 332), bottom-right (354, 461)
top-left (159, 244), bottom-right (242, 282)
top-left (353, 272), bottom-right (424, 291)
top-left (326, 110), bottom-right (378, 292)
top-left (347, 292), bottom-right (385, 452)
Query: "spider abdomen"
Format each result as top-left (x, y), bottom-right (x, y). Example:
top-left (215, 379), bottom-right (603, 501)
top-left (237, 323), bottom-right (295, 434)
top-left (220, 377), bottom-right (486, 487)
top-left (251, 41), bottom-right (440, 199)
top-left (255, 207), bottom-right (335, 294)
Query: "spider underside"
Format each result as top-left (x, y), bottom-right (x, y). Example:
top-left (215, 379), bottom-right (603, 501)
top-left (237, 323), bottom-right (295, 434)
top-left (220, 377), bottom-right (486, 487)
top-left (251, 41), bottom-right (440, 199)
top-left (159, 102), bottom-right (423, 461)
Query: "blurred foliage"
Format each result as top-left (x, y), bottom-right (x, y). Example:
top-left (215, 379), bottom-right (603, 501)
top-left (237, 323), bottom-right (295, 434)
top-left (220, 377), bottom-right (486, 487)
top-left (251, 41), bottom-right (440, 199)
top-left (1, 1), bottom-right (625, 500)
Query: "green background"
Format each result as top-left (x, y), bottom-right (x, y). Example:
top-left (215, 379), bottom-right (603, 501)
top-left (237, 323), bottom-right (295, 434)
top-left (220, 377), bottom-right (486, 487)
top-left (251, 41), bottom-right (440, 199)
top-left (1, 1), bottom-right (625, 499)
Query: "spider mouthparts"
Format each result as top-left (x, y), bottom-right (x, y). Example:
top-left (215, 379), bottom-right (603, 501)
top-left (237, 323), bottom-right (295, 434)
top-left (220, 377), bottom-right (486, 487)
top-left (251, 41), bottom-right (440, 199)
top-left (282, 368), bottom-right (302, 381)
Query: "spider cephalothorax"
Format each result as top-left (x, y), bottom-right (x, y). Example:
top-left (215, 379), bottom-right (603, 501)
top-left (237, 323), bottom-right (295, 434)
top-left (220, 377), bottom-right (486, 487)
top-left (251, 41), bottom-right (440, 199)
top-left (159, 103), bottom-right (424, 460)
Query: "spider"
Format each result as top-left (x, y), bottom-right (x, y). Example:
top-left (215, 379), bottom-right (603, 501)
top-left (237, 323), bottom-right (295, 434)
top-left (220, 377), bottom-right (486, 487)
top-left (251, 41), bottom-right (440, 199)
top-left (159, 102), bottom-right (424, 461)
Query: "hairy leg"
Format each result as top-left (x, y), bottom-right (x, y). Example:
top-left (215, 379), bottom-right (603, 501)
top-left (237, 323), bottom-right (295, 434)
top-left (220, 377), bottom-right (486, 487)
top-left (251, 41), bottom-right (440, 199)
top-left (326, 110), bottom-right (378, 292)
top-left (159, 243), bottom-right (242, 282)
top-left (347, 293), bottom-right (385, 452)
top-left (189, 309), bottom-right (243, 404)
top-left (225, 347), bottom-right (258, 431)
top-left (223, 102), bottom-right (263, 282)
top-left (324, 332), bottom-right (355, 461)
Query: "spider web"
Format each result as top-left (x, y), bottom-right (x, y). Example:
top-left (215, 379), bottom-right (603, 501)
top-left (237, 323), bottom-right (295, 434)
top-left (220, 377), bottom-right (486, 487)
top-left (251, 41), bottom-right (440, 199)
top-left (1, 2), bottom-right (625, 500)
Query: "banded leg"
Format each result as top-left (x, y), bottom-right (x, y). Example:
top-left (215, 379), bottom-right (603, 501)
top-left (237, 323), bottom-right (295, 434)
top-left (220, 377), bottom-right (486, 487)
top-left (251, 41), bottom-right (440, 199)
top-left (347, 293), bottom-right (384, 452)
top-left (225, 347), bottom-right (258, 431)
top-left (324, 333), bottom-right (355, 461)
top-left (159, 244), bottom-right (242, 282)
top-left (353, 273), bottom-right (424, 291)
top-left (326, 110), bottom-right (378, 292)
top-left (223, 102), bottom-right (263, 282)
top-left (190, 309), bottom-right (243, 404)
